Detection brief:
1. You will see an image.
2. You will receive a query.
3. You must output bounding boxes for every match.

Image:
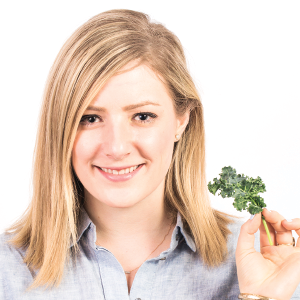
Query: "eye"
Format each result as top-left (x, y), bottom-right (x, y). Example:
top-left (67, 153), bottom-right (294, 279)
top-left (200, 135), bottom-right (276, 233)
top-left (80, 114), bottom-right (101, 126)
top-left (133, 112), bottom-right (157, 124)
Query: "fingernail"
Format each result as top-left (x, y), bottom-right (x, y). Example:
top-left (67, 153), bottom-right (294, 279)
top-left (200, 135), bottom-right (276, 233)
top-left (266, 208), bottom-right (272, 212)
top-left (250, 214), bottom-right (255, 220)
top-left (286, 219), bottom-right (293, 222)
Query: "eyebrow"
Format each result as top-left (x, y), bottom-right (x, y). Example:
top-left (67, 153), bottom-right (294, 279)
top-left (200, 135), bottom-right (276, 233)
top-left (86, 100), bottom-right (161, 112)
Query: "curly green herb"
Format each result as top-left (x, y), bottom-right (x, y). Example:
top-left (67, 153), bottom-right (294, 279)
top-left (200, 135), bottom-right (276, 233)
top-left (208, 166), bottom-right (273, 246)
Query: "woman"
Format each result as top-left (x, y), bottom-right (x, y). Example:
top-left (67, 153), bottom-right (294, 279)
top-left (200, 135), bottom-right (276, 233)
top-left (1, 9), bottom-right (300, 300)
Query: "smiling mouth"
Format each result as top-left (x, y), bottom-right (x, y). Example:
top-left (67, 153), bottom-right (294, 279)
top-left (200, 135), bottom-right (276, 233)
top-left (98, 164), bottom-right (143, 175)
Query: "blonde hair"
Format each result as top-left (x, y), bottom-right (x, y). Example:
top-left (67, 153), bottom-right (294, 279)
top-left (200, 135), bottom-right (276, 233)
top-left (6, 9), bottom-right (236, 289)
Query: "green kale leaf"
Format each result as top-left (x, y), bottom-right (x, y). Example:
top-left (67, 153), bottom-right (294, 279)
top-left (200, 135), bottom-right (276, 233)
top-left (208, 166), bottom-right (267, 214)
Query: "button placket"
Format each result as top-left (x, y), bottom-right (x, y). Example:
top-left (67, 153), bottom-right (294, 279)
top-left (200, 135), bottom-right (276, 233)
top-left (95, 248), bottom-right (129, 298)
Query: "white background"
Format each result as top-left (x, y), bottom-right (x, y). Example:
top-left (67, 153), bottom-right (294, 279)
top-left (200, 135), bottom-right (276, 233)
top-left (0, 1), bottom-right (299, 235)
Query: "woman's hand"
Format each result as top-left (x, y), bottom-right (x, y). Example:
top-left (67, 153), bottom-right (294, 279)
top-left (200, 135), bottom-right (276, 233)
top-left (236, 209), bottom-right (300, 300)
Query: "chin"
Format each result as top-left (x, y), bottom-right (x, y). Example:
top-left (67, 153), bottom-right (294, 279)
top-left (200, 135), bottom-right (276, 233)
top-left (103, 199), bottom-right (141, 209)
top-left (92, 192), bottom-right (141, 208)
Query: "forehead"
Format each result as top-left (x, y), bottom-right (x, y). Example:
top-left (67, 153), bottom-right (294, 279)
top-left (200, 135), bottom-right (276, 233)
top-left (88, 63), bottom-right (174, 110)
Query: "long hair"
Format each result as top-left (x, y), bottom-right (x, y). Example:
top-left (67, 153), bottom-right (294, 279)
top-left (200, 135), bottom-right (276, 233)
top-left (6, 9), bottom-right (236, 289)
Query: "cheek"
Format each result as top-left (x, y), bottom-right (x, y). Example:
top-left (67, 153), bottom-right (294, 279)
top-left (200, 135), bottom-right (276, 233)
top-left (136, 124), bottom-right (175, 168)
top-left (72, 131), bottom-right (98, 173)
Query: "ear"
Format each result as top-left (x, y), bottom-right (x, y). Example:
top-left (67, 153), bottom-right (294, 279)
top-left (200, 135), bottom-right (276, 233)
top-left (175, 110), bottom-right (190, 138)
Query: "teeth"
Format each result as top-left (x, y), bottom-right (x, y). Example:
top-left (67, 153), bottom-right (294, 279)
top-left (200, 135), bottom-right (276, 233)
top-left (100, 165), bottom-right (140, 175)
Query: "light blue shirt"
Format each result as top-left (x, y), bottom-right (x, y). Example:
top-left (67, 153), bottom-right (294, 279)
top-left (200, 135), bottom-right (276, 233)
top-left (1, 208), bottom-right (299, 299)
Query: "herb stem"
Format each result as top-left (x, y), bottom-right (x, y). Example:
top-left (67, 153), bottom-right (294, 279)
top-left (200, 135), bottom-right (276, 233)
top-left (262, 216), bottom-right (273, 246)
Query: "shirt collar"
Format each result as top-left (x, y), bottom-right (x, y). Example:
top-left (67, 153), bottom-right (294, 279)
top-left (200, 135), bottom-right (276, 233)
top-left (69, 207), bottom-right (93, 248)
top-left (174, 212), bottom-right (196, 252)
top-left (70, 208), bottom-right (196, 252)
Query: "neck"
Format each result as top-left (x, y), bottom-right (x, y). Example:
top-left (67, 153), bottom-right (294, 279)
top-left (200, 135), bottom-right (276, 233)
top-left (83, 183), bottom-right (173, 246)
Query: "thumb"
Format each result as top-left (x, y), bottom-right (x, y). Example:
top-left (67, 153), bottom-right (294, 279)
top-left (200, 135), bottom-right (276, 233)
top-left (236, 213), bottom-right (261, 257)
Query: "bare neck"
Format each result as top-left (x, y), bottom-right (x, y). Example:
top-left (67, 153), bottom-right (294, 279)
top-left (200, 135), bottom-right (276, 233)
top-left (83, 186), bottom-right (172, 246)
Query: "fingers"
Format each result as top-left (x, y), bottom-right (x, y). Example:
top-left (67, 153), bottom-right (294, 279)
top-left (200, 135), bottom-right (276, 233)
top-left (281, 218), bottom-right (300, 234)
top-left (236, 213), bottom-right (261, 257)
top-left (262, 208), bottom-right (293, 246)
top-left (282, 218), bottom-right (300, 247)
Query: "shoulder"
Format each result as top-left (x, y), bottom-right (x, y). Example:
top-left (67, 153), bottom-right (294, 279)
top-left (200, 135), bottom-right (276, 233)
top-left (0, 232), bottom-right (21, 262)
top-left (0, 232), bottom-right (27, 276)
top-left (0, 232), bottom-right (34, 299)
top-left (0, 231), bottom-right (26, 260)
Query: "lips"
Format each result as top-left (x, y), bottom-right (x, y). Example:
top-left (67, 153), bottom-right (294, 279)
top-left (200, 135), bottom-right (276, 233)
top-left (99, 164), bottom-right (142, 171)
top-left (96, 164), bottom-right (145, 182)
top-left (99, 164), bottom-right (141, 175)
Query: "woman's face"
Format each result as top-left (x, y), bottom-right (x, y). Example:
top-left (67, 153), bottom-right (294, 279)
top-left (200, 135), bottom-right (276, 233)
top-left (72, 62), bottom-right (189, 209)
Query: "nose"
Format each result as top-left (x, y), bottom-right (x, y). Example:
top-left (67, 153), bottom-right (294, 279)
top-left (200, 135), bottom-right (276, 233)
top-left (102, 119), bottom-right (131, 161)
